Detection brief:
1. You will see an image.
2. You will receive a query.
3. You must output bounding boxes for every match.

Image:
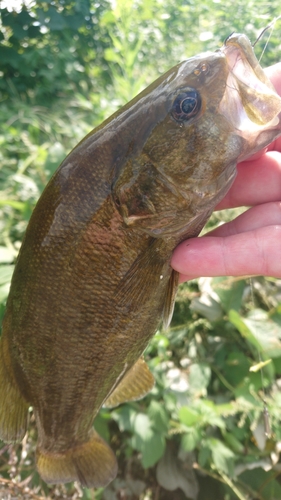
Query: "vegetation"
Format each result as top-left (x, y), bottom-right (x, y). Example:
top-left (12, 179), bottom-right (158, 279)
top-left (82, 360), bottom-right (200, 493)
top-left (1, 1), bottom-right (281, 498)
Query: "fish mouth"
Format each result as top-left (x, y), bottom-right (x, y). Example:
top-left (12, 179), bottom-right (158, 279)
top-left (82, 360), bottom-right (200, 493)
top-left (218, 33), bottom-right (281, 158)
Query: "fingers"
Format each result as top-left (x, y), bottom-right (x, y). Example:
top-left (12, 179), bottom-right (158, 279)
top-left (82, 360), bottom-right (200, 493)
top-left (171, 224), bottom-right (281, 282)
top-left (210, 202), bottom-right (281, 237)
top-left (216, 151), bottom-right (281, 210)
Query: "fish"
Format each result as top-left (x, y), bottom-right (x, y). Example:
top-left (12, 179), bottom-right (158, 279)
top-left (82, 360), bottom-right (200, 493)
top-left (1, 33), bottom-right (281, 489)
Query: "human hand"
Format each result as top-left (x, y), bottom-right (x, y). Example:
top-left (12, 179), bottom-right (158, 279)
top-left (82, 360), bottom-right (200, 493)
top-left (171, 63), bottom-right (281, 283)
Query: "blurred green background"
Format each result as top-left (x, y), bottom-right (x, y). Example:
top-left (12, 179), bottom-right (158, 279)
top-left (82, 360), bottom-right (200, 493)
top-left (1, 1), bottom-right (281, 499)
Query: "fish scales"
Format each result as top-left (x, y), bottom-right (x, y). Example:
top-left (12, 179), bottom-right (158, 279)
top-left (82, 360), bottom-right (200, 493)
top-left (1, 33), bottom-right (281, 488)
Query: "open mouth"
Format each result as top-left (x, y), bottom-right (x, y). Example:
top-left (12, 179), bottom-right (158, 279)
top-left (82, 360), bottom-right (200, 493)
top-left (218, 33), bottom-right (281, 144)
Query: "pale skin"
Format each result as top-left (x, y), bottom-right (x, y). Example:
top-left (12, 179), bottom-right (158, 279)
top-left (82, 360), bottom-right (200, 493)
top-left (171, 63), bottom-right (281, 283)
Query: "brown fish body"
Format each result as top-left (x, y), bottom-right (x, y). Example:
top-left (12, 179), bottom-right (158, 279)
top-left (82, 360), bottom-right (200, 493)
top-left (1, 34), bottom-right (281, 487)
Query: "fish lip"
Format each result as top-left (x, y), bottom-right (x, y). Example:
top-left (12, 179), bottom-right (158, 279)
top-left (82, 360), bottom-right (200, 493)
top-left (221, 33), bottom-right (275, 94)
top-left (222, 33), bottom-right (257, 70)
top-left (217, 32), bottom-right (281, 157)
top-left (220, 32), bottom-right (278, 105)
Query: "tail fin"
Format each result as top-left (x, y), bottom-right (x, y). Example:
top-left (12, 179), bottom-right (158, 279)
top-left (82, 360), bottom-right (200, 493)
top-left (36, 430), bottom-right (118, 488)
top-left (0, 337), bottom-right (29, 443)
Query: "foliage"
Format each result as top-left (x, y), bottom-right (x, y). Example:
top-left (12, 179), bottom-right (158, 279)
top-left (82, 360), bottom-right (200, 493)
top-left (1, 0), bottom-right (281, 499)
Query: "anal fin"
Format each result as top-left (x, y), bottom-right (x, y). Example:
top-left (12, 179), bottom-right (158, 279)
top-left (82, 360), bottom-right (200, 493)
top-left (0, 337), bottom-right (29, 443)
top-left (36, 429), bottom-right (117, 488)
top-left (103, 357), bottom-right (154, 408)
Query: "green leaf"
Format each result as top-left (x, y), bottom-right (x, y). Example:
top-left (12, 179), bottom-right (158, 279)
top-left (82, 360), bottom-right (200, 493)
top-left (271, 304), bottom-right (281, 326)
top-left (0, 283), bottom-right (11, 303)
top-left (65, 14), bottom-right (84, 30)
top-left (214, 402), bottom-right (237, 417)
top-left (100, 10), bottom-right (116, 26)
top-left (181, 428), bottom-right (201, 451)
top-left (148, 400), bottom-right (169, 433)
top-left (213, 277), bottom-right (246, 312)
top-left (0, 265), bottom-right (13, 302)
top-left (178, 407), bottom-right (198, 427)
top-left (130, 412), bottom-right (165, 467)
top-left (194, 400), bottom-right (225, 429)
top-left (224, 351), bottom-right (251, 387)
top-left (0, 200), bottom-right (26, 211)
top-left (179, 401), bottom-right (226, 431)
top-left (156, 445), bottom-right (199, 498)
top-left (12, 26), bottom-right (25, 40)
top-left (229, 309), bottom-right (261, 350)
top-left (47, 8), bottom-right (68, 31)
top-left (93, 413), bottom-right (110, 443)
top-left (109, 34), bottom-right (124, 53)
top-left (223, 431), bottom-right (244, 454)
top-left (208, 438), bottom-right (235, 476)
top-left (0, 45), bottom-right (20, 68)
top-left (104, 48), bottom-right (123, 64)
top-left (133, 413), bottom-right (152, 440)
top-left (239, 468), bottom-right (281, 498)
top-left (190, 291), bottom-right (223, 322)
top-left (111, 405), bottom-right (137, 432)
top-left (198, 446), bottom-right (211, 468)
top-left (44, 142), bottom-right (66, 177)
top-left (141, 432), bottom-right (166, 468)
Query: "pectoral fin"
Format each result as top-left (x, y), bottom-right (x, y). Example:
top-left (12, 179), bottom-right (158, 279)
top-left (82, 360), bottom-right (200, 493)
top-left (116, 238), bottom-right (164, 311)
top-left (162, 269), bottom-right (179, 330)
top-left (104, 357), bottom-right (154, 408)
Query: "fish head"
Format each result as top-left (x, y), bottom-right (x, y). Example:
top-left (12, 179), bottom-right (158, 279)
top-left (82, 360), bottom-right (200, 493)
top-left (112, 34), bottom-right (281, 237)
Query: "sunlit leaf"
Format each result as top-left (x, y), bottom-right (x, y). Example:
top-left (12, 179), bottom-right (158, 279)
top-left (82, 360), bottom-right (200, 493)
top-left (0, 247), bottom-right (14, 263)
top-left (229, 309), bottom-right (281, 358)
top-left (0, 265), bottom-right (14, 285)
top-left (133, 413), bottom-right (152, 440)
top-left (178, 406), bottom-right (198, 427)
top-left (189, 363), bottom-right (211, 394)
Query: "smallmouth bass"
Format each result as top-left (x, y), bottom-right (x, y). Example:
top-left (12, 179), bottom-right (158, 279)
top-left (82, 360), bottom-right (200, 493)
top-left (0, 33), bottom-right (281, 488)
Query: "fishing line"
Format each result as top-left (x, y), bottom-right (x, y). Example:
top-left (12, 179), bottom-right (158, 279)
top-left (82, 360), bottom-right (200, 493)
top-left (248, 17), bottom-right (281, 436)
top-left (249, 278), bottom-right (272, 438)
top-left (254, 15), bottom-right (281, 63)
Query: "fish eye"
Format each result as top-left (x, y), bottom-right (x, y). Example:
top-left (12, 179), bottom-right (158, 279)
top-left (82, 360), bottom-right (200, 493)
top-left (171, 90), bottom-right (201, 122)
